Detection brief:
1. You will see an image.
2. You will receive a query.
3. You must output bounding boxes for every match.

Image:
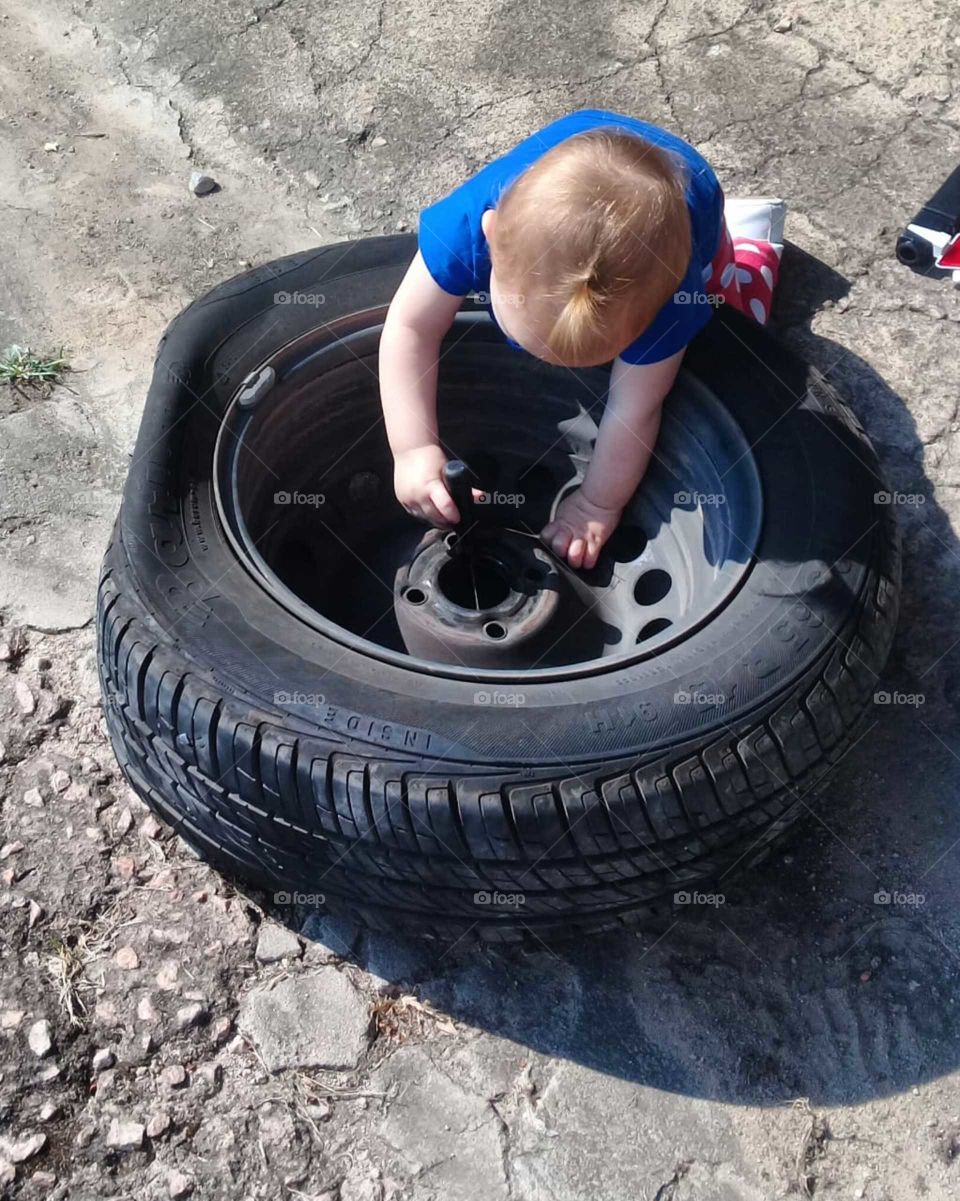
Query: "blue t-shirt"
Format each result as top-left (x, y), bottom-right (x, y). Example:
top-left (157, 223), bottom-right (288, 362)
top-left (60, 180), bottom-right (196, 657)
top-left (419, 109), bottom-right (724, 365)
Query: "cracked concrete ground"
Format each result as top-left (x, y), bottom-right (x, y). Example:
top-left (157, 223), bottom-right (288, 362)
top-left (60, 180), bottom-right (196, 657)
top-left (1, 0), bottom-right (960, 1197)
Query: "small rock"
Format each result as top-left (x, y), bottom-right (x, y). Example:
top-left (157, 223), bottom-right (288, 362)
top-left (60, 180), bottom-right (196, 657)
top-left (238, 970), bottom-right (370, 1071)
top-left (92, 1049), bottom-right (115, 1073)
top-left (30, 1170), bottom-right (57, 1190)
top-left (211, 1016), bottom-right (232, 1044)
top-left (2, 1132), bottom-right (46, 1163)
top-left (174, 1002), bottom-right (206, 1031)
top-left (14, 681), bottom-right (36, 716)
top-left (44, 141), bottom-right (59, 152)
top-left (0, 741), bottom-right (6, 763)
top-left (36, 1064), bottom-right (60, 1083)
top-left (167, 1170), bottom-right (194, 1198)
top-left (23, 788), bottom-right (44, 809)
top-left (28, 899), bottom-right (43, 928)
top-left (115, 808), bottom-right (134, 836)
top-left (370, 136), bottom-right (387, 148)
top-left (395, 220), bottom-right (408, 231)
top-left (255, 924), bottom-right (302, 964)
top-left (1, 1010), bottom-right (24, 1030)
top-left (194, 1062), bottom-right (222, 1094)
top-left (115, 856), bottom-right (138, 879)
top-left (0, 842), bottom-right (24, 860)
top-left (115, 946), bottom-right (139, 970)
top-left (106, 1118), bottom-right (144, 1151)
top-left (28, 1020), bottom-right (53, 1058)
top-left (39, 1101), bottom-right (58, 1122)
top-left (773, 14), bottom-right (793, 30)
top-left (137, 995), bottom-right (160, 1024)
top-left (0, 1160), bottom-right (12, 1188)
top-left (189, 171), bottom-right (217, 196)
top-left (303, 170), bottom-right (321, 189)
top-left (159, 1064), bottom-right (187, 1088)
top-left (145, 1111), bottom-right (171, 1139)
top-left (141, 815), bottom-right (163, 840)
top-left (50, 770), bottom-right (70, 794)
top-left (75, 1123), bottom-right (96, 1148)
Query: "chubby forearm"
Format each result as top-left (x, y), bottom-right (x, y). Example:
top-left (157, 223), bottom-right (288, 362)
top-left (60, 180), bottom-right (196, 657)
top-left (379, 319), bottom-right (444, 455)
top-left (580, 349), bottom-right (684, 511)
top-left (378, 250), bottom-right (465, 457)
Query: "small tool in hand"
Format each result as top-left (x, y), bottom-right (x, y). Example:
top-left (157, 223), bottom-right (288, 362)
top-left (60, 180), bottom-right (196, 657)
top-left (442, 459), bottom-right (481, 538)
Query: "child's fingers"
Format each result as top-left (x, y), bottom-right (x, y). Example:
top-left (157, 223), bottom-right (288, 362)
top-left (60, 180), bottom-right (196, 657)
top-left (427, 480), bottom-right (459, 526)
top-left (541, 520), bottom-right (572, 561)
top-left (566, 537), bottom-right (586, 570)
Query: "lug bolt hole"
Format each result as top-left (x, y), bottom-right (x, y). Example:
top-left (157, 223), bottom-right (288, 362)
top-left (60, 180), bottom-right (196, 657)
top-left (403, 586), bottom-right (428, 606)
top-left (483, 621), bottom-right (507, 640)
top-left (634, 569), bottom-right (672, 606)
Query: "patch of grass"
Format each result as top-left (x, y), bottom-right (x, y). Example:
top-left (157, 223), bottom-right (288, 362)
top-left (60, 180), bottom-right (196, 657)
top-left (0, 344), bottom-right (69, 388)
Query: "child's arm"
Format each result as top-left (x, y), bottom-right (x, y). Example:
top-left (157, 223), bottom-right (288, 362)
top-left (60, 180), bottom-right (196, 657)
top-left (379, 252), bottom-right (466, 525)
top-left (541, 349), bottom-right (685, 569)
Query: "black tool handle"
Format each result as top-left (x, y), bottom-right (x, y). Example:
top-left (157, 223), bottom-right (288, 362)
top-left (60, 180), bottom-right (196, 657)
top-left (442, 460), bottom-right (475, 524)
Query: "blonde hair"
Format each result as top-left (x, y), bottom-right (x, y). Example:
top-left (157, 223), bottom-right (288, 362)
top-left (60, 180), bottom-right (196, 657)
top-left (489, 129), bottom-right (692, 365)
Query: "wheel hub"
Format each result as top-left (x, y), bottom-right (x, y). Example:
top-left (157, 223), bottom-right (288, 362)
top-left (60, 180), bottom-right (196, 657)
top-left (395, 528), bottom-right (563, 668)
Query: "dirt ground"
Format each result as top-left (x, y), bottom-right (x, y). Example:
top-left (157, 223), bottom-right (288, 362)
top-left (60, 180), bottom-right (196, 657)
top-left (2, 0), bottom-right (960, 1197)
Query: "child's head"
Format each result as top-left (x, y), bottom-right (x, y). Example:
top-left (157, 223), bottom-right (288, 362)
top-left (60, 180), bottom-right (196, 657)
top-left (481, 129), bottom-right (692, 367)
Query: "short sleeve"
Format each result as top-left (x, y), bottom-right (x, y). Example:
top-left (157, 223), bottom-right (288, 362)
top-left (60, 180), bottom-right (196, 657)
top-left (618, 254), bottom-right (715, 365)
top-left (418, 197), bottom-right (480, 297)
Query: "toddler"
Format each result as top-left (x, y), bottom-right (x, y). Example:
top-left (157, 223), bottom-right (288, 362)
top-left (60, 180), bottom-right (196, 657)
top-left (379, 108), bottom-right (784, 569)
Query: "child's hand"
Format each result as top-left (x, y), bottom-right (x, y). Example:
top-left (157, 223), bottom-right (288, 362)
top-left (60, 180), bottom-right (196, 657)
top-left (541, 487), bottom-right (623, 570)
top-left (394, 445), bottom-right (460, 526)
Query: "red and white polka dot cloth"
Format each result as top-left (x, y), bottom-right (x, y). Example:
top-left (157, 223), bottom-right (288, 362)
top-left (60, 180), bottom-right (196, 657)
top-left (704, 202), bottom-right (784, 326)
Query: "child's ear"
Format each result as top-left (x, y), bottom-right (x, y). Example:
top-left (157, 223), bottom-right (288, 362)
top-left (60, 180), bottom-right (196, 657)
top-left (481, 209), bottom-right (496, 240)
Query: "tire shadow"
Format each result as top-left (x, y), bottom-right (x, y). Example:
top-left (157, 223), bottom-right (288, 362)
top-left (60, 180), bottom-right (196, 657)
top-left (286, 246), bottom-right (960, 1107)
